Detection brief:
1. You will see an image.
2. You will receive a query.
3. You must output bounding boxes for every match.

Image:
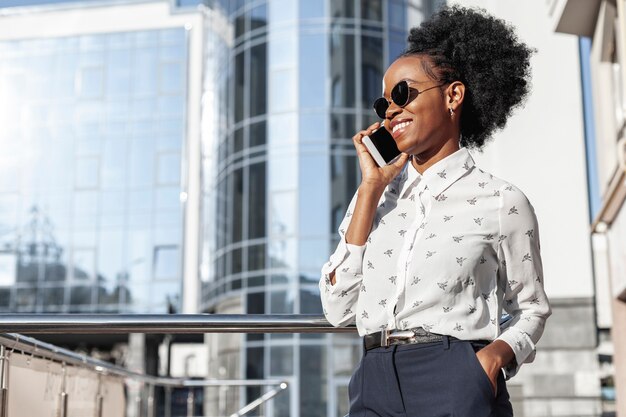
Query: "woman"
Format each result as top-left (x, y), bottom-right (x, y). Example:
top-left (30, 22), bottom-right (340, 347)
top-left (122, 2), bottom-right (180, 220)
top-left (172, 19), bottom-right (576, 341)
top-left (319, 6), bottom-right (551, 417)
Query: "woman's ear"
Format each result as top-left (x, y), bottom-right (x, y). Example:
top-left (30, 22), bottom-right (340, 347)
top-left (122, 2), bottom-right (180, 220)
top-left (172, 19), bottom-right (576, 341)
top-left (447, 81), bottom-right (465, 113)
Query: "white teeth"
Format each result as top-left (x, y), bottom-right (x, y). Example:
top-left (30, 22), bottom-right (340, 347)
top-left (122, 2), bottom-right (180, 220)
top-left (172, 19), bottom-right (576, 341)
top-left (392, 121), bottom-right (412, 133)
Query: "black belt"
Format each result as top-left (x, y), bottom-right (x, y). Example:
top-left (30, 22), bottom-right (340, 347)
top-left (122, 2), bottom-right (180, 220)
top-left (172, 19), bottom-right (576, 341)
top-left (363, 327), bottom-right (458, 351)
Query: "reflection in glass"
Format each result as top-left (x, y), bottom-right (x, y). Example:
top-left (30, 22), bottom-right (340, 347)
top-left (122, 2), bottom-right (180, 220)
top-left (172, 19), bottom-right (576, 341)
top-left (299, 154), bottom-right (329, 237)
top-left (248, 162), bottom-right (266, 239)
top-left (270, 290), bottom-right (294, 314)
top-left (246, 346), bottom-right (264, 405)
top-left (361, 36), bottom-right (384, 108)
top-left (269, 0), bottom-right (297, 23)
top-left (247, 243), bottom-right (265, 271)
top-left (232, 168), bottom-right (244, 243)
top-left (249, 120), bottom-right (266, 147)
top-left (300, 33), bottom-right (327, 108)
top-left (270, 191), bottom-right (296, 236)
top-left (270, 345), bottom-right (293, 375)
top-left (330, 33), bottom-right (355, 108)
top-left (299, 113), bottom-right (328, 142)
top-left (250, 43), bottom-right (267, 117)
top-left (300, 345), bottom-right (327, 416)
top-left (154, 245), bottom-right (179, 279)
top-left (268, 238), bottom-right (297, 270)
top-left (300, 0), bottom-right (325, 19)
top-left (269, 69), bottom-right (296, 112)
top-left (300, 287), bottom-right (323, 314)
top-left (235, 52), bottom-right (245, 122)
top-left (330, 0), bottom-right (355, 18)
top-left (251, 4), bottom-right (267, 30)
top-left (361, 0), bottom-right (383, 21)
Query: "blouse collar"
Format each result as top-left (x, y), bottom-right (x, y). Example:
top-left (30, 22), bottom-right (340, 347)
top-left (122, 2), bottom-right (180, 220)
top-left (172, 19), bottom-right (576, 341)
top-left (399, 147), bottom-right (475, 199)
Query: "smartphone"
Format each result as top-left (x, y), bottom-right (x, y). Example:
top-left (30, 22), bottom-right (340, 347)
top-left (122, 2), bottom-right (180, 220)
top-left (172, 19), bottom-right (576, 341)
top-left (362, 126), bottom-right (401, 167)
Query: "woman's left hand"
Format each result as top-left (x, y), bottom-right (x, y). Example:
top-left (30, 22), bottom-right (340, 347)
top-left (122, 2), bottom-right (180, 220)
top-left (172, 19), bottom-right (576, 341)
top-left (475, 348), bottom-right (501, 396)
top-left (474, 340), bottom-right (514, 397)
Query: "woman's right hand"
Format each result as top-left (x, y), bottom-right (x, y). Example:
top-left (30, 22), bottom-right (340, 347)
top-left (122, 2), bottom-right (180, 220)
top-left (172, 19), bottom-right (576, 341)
top-left (352, 122), bottom-right (410, 191)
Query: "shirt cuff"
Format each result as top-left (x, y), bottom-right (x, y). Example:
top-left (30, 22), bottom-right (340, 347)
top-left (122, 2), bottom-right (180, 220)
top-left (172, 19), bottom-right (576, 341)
top-left (495, 328), bottom-right (535, 380)
top-left (321, 240), bottom-right (365, 294)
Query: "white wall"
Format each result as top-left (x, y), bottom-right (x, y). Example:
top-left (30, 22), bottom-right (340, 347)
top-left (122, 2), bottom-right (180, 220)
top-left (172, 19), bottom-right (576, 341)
top-left (451, 0), bottom-right (594, 298)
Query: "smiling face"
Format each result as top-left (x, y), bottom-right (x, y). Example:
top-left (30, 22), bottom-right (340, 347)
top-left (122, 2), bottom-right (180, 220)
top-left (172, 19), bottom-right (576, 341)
top-left (381, 55), bottom-right (463, 167)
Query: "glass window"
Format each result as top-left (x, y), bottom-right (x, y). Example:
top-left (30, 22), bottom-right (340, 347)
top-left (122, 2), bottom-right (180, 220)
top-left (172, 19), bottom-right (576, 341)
top-left (235, 12), bottom-right (247, 39)
top-left (231, 247), bottom-right (242, 274)
top-left (247, 291), bottom-right (265, 314)
top-left (133, 48), bottom-right (158, 95)
top-left (268, 153), bottom-right (297, 190)
top-left (78, 66), bottom-right (103, 98)
top-left (75, 157), bottom-right (100, 189)
top-left (251, 4), bottom-right (268, 31)
top-left (300, 346), bottom-right (327, 415)
top-left (330, 0), bottom-right (355, 18)
top-left (331, 114), bottom-right (355, 139)
top-left (388, 0), bottom-right (406, 30)
top-left (248, 162), bottom-right (266, 239)
top-left (300, 0), bottom-right (325, 19)
top-left (69, 285), bottom-right (92, 305)
top-left (299, 239), bottom-right (329, 271)
top-left (130, 137), bottom-right (155, 187)
top-left (232, 167), bottom-right (244, 243)
top-left (248, 243), bottom-right (266, 271)
top-left (268, 238), bottom-right (297, 270)
top-left (249, 120), bottom-right (267, 147)
top-left (73, 248), bottom-right (95, 281)
top-left (245, 346), bottom-right (265, 403)
top-left (102, 138), bottom-right (127, 189)
top-left (155, 187), bottom-right (180, 211)
top-left (299, 34), bottom-right (328, 108)
top-left (361, 36), bottom-right (384, 108)
top-left (330, 34), bottom-right (355, 107)
top-left (388, 36), bottom-right (406, 65)
top-left (361, 0), bottom-right (383, 21)
top-left (157, 95), bottom-right (184, 118)
top-left (234, 127), bottom-right (244, 155)
top-left (270, 289), bottom-right (294, 313)
top-left (250, 43), bottom-right (267, 117)
top-left (270, 345), bottom-right (293, 375)
top-left (269, 69), bottom-right (296, 112)
top-left (299, 154), bottom-right (329, 237)
top-left (300, 287), bottom-right (323, 314)
top-left (154, 245), bottom-right (179, 280)
top-left (270, 191), bottom-right (296, 236)
top-left (300, 113), bottom-right (328, 142)
top-left (234, 52), bottom-right (245, 122)
top-left (157, 152), bottom-right (181, 185)
top-left (269, 30), bottom-right (296, 69)
top-left (16, 287), bottom-right (37, 310)
top-left (159, 62), bottom-right (184, 94)
top-left (268, 113), bottom-right (297, 148)
top-left (269, 0), bottom-right (297, 23)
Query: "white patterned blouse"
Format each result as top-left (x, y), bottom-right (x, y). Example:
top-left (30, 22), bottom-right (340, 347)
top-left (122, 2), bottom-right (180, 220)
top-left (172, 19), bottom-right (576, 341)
top-left (319, 146), bottom-right (552, 379)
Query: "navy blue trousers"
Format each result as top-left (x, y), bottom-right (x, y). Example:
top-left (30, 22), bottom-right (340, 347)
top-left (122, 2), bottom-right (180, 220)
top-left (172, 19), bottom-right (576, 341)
top-left (348, 336), bottom-right (514, 417)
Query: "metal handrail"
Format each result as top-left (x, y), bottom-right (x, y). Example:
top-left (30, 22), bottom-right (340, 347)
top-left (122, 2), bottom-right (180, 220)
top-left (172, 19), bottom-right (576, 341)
top-left (0, 333), bottom-right (287, 388)
top-left (0, 332), bottom-right (291, 417)
top-left (0, 314), bottom-right (356, 334)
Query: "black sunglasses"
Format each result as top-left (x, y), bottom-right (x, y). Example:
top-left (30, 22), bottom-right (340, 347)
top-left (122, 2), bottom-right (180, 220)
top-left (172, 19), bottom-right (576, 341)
top-left (372, 80), bottom-right (447, 119)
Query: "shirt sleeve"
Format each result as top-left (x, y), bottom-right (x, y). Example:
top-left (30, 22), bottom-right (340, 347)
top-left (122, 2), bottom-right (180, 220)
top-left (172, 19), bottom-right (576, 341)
top-left (319, 190), bottom-right (367, 327)
top-left (495, 184), bottom-right (552, 380)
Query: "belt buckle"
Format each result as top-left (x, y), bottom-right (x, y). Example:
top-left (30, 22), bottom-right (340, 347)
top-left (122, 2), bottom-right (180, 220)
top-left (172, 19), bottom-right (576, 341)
top-left (380, 329), bottom-right (389, 347)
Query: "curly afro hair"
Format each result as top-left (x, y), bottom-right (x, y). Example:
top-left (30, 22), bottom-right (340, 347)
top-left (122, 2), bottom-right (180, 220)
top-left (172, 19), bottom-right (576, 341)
top-left (402, 5), bottom-right (535, 150)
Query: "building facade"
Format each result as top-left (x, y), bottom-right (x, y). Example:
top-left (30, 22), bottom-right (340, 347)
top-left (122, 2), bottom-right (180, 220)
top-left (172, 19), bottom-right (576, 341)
top-left (549, 0), bottom-right (626, 415)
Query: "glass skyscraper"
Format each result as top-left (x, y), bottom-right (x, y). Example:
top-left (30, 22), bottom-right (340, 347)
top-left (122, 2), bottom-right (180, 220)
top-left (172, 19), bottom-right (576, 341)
top-left (199, 1), bottom-right (439, 415)
top-left (0, 27), bottom-right (188, 313)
